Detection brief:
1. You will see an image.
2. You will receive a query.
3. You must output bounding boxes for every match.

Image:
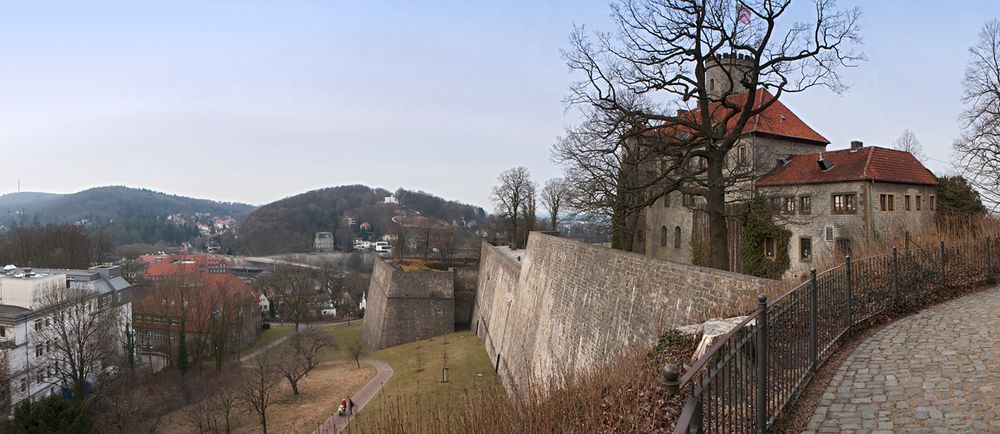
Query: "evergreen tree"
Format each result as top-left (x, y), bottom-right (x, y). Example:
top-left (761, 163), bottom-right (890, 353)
top-left (11, 395), bottom-right (92, 434)
top-left (176, 318), bottom-right (188, 375)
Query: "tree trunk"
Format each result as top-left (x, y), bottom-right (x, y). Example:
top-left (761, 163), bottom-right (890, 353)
top-left (260, 412), bottom-right (268, 434)
top-left (289, 378), bottom-right (300, 395)
top-left (706, 157), bottom-right (730, 271)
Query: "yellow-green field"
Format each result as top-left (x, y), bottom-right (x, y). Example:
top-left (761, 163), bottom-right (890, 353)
top-left (347, 330), bottom-right (500, 432)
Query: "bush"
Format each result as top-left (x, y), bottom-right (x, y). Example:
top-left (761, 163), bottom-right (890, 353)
top-left (10, 395), bottom-right (92, 434)
top-left (741, 196), bottom-right (791, 279)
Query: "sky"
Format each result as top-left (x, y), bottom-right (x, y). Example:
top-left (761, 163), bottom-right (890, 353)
top-left (0, 1), bottom-right (996, 209)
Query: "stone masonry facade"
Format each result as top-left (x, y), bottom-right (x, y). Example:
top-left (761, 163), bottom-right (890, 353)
top-left (472, 232), bottom-right (771, 392)
top-left (362, 258), bottom-right (478, 350)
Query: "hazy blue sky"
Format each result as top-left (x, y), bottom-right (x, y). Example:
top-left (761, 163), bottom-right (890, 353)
top-left (0, 1), bottom-right (995, 209)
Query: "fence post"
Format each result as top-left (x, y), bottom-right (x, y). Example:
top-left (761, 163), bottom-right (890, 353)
top-left (987, 237), bottom-right (993, 282)
top-left (845, 256), bottom-right (853, 327)
top-left (756, 293), bottom-right (768, 434)
top-left (892, 247), bottom-right (899, 309)
top-left (940, 240), bottom-right (946, 288)
top-left (809, 269), bottom-right (818, 371)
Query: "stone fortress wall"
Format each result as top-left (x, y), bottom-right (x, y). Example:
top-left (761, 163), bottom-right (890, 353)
top-left (362, 258), bottom-right (479, 350)
top-left (472, 232), bottom-right (771, 391)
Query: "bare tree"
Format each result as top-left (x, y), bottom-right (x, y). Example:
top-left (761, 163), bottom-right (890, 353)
top-left (259, 266), bottom-right (315, 332)
top-left (562, 0), bottom-right (863, 269)
top-left (540, 178), bottom-right (571, 231)
top-left (491, 167), bottom-right (535, 246)
top-left (895, 129), bottom-right (926, 162)
top-left (38, 285), bottom-right (121, 402)
top-left (955, 19), bottom-right (1000, 212)
top-left (239, 353), bottom-right (281, 434)
top-left (273, 329), bottom-right (336, 395)
top-left (345, 336), bottom-right (368, 369)
top-left (553, 99), bottom-right (651, 250)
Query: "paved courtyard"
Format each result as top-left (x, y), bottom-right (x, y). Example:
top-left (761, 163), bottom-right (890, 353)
top-left (804, 286), bottom-right (1000, 433)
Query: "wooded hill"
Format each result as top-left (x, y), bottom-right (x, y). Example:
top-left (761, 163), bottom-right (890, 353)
top-left (236, 185), bottom-right (485, 256)
top-left (0, 186), bottom-right (255, 245)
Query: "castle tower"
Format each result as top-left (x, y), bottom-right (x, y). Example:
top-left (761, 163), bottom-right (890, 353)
top-left (704, 53), bottom-right (756, 98)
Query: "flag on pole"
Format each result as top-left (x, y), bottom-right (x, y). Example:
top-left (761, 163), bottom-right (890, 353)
top-left (737, 6), bottom-right (751, 25)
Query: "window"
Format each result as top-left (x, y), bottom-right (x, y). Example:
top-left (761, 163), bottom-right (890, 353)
top-left (663, 193), bottom-right (670, 208)
top-left (0, 326), bottom-right (5, 337)
top-left (836, 238), bottom-right (852, 257)
top-left (832, 194), bottom-right (857, 214)
top-left (930, 195), bottom-right (936, 210)
top-left (825, 225), bottom-right (835, 242)
top-left (800, 196), bottom-right (811, 214)
top-left (738, 145), bottom-right (750, 164)
top-left (36, 345), bottom-right (43, 357)
top-left (34, 321), bottom-right (42, 332)
top-left (800, 238), bottom-right (812, 261)
top-left (879, 194), bottom-right (895, 211)
top-left (710, 78), bottom-right (716, 92)
top-left (660, 226), bottom-right (668, 247)
top-left (771, 197), bottom-right (783, 211)
top-left (763, 236), bottom-right (776, 259)
top-left (905, 195), bottom-right (912, 211)
top-left (683, 194), bottom-right (696, 207)
top-left (20, 378), bottom-right (26, 393)
top-left (916, 195), bottom-right (922, 210)
top-left (674, 226), bottom-right (682, 249)
top-left (784, 197), bottom-right (796, 214)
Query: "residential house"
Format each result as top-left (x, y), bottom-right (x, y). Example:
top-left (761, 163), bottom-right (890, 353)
top-left (756, 144), bottom-right (939, 278)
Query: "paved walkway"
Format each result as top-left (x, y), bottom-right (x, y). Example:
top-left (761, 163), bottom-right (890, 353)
top-left (804, 287), bottom-right (1000, 433)
top-left (312, 359), bottom-right (394, 434)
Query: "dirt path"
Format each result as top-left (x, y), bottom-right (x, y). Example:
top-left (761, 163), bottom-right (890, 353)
top-left (312, 359), bottom-right (394, 434)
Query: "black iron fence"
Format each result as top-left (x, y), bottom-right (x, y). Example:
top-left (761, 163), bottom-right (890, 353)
top-left (664, 238), bottom-right (998, 433)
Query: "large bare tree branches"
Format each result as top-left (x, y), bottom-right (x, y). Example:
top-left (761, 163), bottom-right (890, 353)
top-left (560, 0), bottom-right (863, 268)
top-left (955, 19), bottom-right (1000, 212)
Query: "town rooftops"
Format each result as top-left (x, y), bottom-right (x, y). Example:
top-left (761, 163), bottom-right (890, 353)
top-left (757, 146), bottom-right (939, 187)
top-left (656, 89), bottom-right (829, 145)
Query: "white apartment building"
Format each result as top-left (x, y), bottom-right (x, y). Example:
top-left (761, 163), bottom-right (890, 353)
top-left (0, 265), bottom-right (132, 416)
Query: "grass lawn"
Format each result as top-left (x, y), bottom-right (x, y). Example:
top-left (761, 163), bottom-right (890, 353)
top-left (239, 323), bottom-right (293, 357)
top-left (157, 363), bottom-right (376, 434)
top-left (347, 330), bottom-right (500, 432)
top-left (318, 322), bottom-right (364, 362)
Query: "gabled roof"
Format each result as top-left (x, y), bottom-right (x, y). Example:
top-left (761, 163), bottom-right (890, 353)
top-left (657, 89), bottom-right (829, 145)
top-left (757, 146), bottom-right (939, 187)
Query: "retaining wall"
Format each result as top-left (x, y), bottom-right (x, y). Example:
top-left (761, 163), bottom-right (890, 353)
top-left (472, 232), bottom-right (771, 391)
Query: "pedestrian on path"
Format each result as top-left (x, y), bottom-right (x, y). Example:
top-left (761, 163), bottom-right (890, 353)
top-left (348, 397), bottom-right (355, 415)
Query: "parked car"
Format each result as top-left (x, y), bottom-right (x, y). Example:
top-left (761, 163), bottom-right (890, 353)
top-left (321, 308), bottom-right (337, 316)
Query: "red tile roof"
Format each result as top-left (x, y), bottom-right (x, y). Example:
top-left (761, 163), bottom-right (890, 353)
top-left (656, 89), bottom-right (829, 145)
top-left (757, 146), bottom-right (939, 187)
top-left (144, 255), bottom-right (232, 279)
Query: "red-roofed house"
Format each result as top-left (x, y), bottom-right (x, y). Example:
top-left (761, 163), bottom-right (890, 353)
top-left (133, 269), bottom-right (260, 363)
top-left (756, 143), bottom-right (938, 277)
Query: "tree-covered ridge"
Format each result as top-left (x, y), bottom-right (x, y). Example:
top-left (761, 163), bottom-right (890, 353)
top-left (237, 185), bottom-right (392, 255)
top-left (393, 188), bottom-right (485, 225)
top-left (0, 186), bottom-right (255, 246)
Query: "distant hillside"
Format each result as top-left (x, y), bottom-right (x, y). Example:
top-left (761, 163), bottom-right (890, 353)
top-left (394, 188), bottom-right (486, 225)
top-left (0, 186), bottom-right (256, 245)
top-left (238, 185), bottom-right (392, 255)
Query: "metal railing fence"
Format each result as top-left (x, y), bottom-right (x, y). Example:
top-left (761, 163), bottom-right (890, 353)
top-left (666, 238), bottom-right (998, 433)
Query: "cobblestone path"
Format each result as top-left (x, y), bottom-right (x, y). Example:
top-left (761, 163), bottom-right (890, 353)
top-left (804, 287), bottom-right (1000, 433)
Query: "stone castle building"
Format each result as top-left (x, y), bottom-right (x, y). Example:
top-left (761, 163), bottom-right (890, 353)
top-left (639, 54), bottom-right (937, 277)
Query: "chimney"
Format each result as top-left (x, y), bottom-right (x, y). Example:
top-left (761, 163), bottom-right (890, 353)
top-left (850, 140), bottom-right (863, 151)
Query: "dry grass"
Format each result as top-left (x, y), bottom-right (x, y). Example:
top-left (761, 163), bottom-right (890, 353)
top-left (157, 363), bottom-right (375, 434)
top-left (347, 331), bottom-right (699, 434)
